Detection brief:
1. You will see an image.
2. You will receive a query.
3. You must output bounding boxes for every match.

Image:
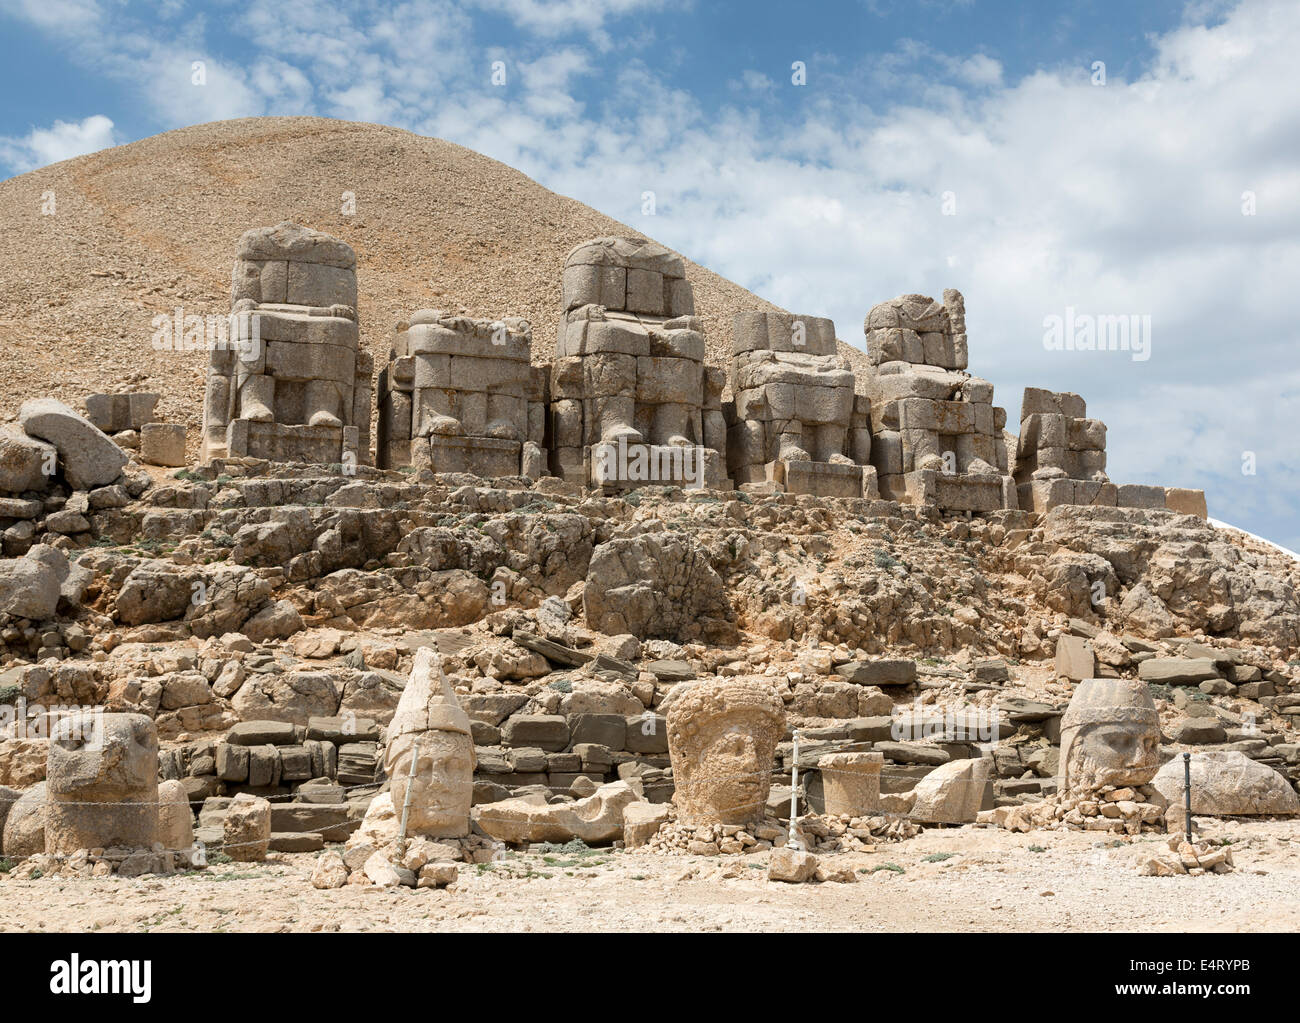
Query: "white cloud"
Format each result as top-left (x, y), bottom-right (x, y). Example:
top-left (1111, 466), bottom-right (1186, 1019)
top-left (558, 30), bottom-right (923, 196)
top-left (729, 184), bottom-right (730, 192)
top-left (0, 114), bottom-right (118, 172)
top-left (471, 0), bottom-right (682, 44)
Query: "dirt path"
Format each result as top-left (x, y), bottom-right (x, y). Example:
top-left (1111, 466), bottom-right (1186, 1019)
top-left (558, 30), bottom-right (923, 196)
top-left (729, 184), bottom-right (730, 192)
top-left (4, 819), bottom-right (1298, 933)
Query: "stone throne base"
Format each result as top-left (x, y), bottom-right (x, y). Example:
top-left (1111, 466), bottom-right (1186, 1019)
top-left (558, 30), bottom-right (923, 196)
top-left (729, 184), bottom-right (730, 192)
top-left (587, 440), bottom-right (727, 491)
top-left (223, 419), bottom-right (360, 466)
top-left (765, 459), bottom-right (879, 500)
top-left (881, 469), bottom-right (1016, 513)
top-left (411, 435), bottom-right (524, 478)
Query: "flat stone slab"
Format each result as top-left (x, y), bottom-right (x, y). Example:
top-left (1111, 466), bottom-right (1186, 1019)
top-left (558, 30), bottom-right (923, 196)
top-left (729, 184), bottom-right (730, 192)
top-left (512, 629), bottom-right (592, 667)
top-left (1138, 658), bottom-right (1222, 685)
top-left (835, 659), bottom-right (917, 686)
top-left (646, 659), bottom-right (696, 681)
top-left (226, 720), bottom-right (299, 746)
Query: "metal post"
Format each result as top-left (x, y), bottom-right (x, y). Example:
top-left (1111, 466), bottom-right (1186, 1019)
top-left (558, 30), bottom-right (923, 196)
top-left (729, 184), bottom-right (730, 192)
top-left (788, 729), bottom-right (800, 850)
top-left (1182, 751), bottom-right (1193, 845)
top-left (395, 740), bottom-right (420, 859)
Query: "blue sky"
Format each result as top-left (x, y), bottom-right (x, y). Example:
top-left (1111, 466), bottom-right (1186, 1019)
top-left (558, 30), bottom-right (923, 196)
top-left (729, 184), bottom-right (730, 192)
top-left (2, 0), bottom-right (1297, 550)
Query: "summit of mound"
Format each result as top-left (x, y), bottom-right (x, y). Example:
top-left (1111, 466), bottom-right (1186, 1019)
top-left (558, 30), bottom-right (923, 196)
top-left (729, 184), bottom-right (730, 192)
top-left (0, 116), bottom-right (872, 452)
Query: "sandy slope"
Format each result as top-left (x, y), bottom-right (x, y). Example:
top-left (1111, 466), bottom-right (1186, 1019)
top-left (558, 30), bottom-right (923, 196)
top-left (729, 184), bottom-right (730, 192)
top-left (0, 117), bottom-right (876, 453)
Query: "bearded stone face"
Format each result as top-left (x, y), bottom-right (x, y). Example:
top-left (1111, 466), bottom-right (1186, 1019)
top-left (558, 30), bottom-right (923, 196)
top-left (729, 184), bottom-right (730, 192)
top-left (388, 730), bottom-right (475, 838)
top-left (1066, 721), bottom-right (1160, 791)
top-left (673, 713), bottom-right (779, 825)
top-left (1058, 679), bottom-right (1163, 796)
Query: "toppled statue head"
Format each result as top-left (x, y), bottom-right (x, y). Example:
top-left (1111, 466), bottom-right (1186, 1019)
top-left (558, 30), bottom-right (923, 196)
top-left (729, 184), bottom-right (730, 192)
top-left (1058, 679), bottom-right (1161, 794)
top-left (384, 647), bottom-right (476, 838)
top-left (666, 678), bottom-right (785, 825)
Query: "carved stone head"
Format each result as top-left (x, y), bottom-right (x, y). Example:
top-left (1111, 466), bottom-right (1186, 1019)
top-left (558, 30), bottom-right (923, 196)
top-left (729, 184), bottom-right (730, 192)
top-left (1058, 679), bottom-right (1161, 794)
top-left (666, 679), bottom-right (785, 825)
top-left (385, 648), bottom-right (476, 838)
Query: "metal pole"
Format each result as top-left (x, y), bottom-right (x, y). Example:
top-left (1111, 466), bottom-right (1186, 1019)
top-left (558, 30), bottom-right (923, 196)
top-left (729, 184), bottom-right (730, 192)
top-left (395, 739), bottom-right (420, 860)
top-left (788, 729), bottom-right (800, 850)
top-left (1182, 751), bottom-right (1193, 844)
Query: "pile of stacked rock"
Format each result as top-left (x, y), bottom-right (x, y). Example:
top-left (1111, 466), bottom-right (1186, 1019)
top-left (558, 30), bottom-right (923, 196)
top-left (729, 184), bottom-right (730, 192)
top-left (861, 291), bottom-right (1017, 512)
top-left (549, 237), bottom-right (725, 490)
top-left (724, 312), bottom-right (876, 498)
top-left (203, 222), bottom-right (372, 467)
top-left (376, 311), bottom-right (547, 478)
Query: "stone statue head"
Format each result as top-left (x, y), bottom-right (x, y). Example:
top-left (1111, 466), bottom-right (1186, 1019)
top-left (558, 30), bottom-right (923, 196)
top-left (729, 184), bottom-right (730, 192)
top-left (385, 648), bottom-right (476, 838)
top-left (666, 678), bottom-right (785, 825)
top-left (1058, 679), bottom-right (1161, 794)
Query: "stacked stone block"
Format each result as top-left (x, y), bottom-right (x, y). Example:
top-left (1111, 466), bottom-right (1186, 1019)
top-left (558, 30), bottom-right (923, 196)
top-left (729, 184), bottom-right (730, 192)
top-left (83, 393), bottom-right (159, 437)
top-left (550, 237), bottom-right (725, 490)
top-left (202, 222), bottom-right (372, 467)
top-left (862, 290), bottom-right (1016, 512)
top-left (1014, 387), bottom-right (1115, 512)
top-left (724, 311), bottom-right (877, 498)
top-left (377, 311), bottom-right (547, 478)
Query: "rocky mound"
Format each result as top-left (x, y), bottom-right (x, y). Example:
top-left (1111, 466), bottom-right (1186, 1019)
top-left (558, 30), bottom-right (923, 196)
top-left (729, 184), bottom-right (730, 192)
top-left (0, 116), bottom-right (830, 454)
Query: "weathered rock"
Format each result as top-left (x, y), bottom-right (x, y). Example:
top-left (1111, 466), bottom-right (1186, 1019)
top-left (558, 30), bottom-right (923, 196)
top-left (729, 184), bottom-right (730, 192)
top-left (584, 532), bottom-right (730, 641)
top-left (0, 424), bottom-right (56, 493)
top-left (140, 423), bottom-right (187, 468)
top-left (240, 599), bottom-right (304, 643)
top-left (819, 751), bottom-right (884, 816)
top-left (1153, 751), bottom-right (1300, 817)
top-left (1054, 634), bottom-right (1095, 681)
top-left (768, 846), bottom-right (818, 883)
top-left (0, 549), bottom-right (60, 619)
top-left (834, 659), bottom-right (917, 686)
top-left (310, 849), bottom-right (349, 889)
top-left (231, 671), bottom-right (340, 726)
top-left (44, 712), bottom-right (159, 855)
top-left (1138, 658), bottom-right (1222, 685)
top-left (223, 792), bottom-right (271, 861)
top-left (156, 778), bottom-right (194, 852)
top-left (622, 801), bottom-right (671, 848)
top-left (908, 757), bottom-right (990, 823)
top-left (472, 780), bottom-right (643, 845)
top-left (1, 782), bottom-right (46, 857)
top-left (19, 398), bottom-right (128, 489)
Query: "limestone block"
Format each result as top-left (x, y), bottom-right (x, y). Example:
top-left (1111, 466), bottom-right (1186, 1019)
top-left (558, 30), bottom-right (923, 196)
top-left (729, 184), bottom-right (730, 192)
top-left (908, 757), bottom-right (990, 823)
top-left (870, 430), bottom-right (903, 476)
top-left (819, 751), bottom-right (884, 815)
top-left (286, 260), bottom-right (357, 310)
top-left (237, 222), bottom-right (356, 269)
top-left (666, 277), bottom-right (695, 317)
top-left (1066, 417), bottom-right (1104, 451)
top-left (157, 778), bottom-right (194, 852)
top-left (1165, 488), bottom-right (1207, 517)
top-left (140, 423), bottom-right (187, 467)
top-left (1021, 387), bottom-right (1085, 421)
top-left (1055, 633), bottom-right (1095, 681)
top-left (625, 268), bottom-right (665, 315)
top-left (1117, 484), bottom-right (1166, 509)
top-left (2, 783), bottom-right (46, 858)
top-left (635, 356), bottom-right (703, 406)
top-left (223, 792), bottom-right (271, 862)
top-left (472, 780), bottom-right (644, 844)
